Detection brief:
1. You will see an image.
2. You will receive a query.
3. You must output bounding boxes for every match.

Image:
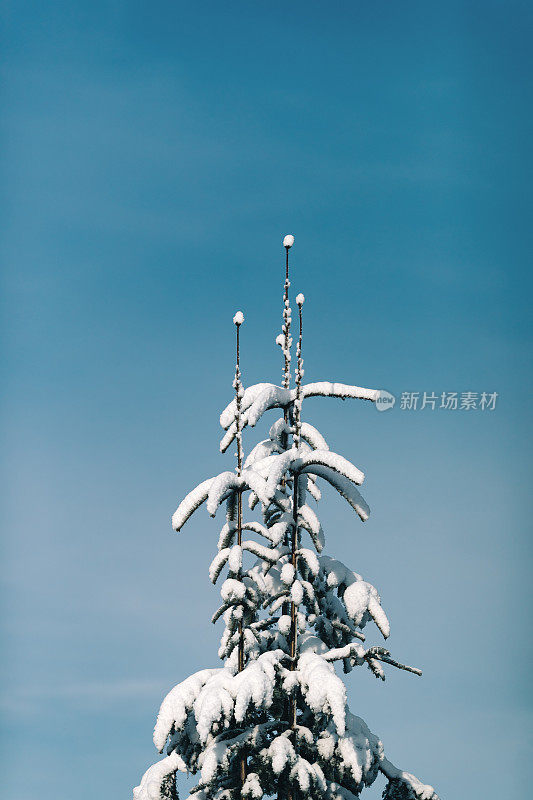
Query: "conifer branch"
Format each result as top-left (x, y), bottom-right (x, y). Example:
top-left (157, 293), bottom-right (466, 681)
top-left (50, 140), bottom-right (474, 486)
top-left (233, 311), bottom-right (247, 789)
top-left (281, 234), bottom-right (294, 390)
top-left (365, 647), bottom-right (423, 676)
top-left (280, 236), bottom-right (295, 630)
top-left (293, 293), bottom-right (305, 449)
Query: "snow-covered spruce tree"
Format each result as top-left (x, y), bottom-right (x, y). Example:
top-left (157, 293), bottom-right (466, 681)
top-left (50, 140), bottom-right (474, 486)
top-left (133, 236), bottom-right (439, 800)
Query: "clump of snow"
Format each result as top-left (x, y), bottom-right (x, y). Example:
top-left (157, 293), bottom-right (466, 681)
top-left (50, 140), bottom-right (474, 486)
top-left (206, 472), bottom-right (241, 516)
top-left (297, 547), bottom-right (320, 576)
top-left (209, 548), bottom-right (230, 584)
top-left (153, 668), bottom-right (220, 752)
top-left (278, 614), bottom-right (292, 635)
top-left (296, 292), bottom-right (305, 306)
top-left (172, 478), bottom-right (214, 532)
top-left (283, 234), bottom-right (295, 248)
top-left (295, 448), bottom-right (365, 486)
top-left (269, 734), bottom-right (295, 773)
top-left (291, 580), bottom-right (304, 605)
top-left (380, 757), bottom-right (439, 799)
top-left (344, 580), bottom-right (390, 638)
top-left (298, 652), bottom-right (347, 734)
top-left (242, 772), bottom-right (263, 798)
top-left (221, 578), bottom-right (246, 603)
top-left (300, 422), bottom-right (329, 451)
top-left (228, 545), bottom-right (242, 574)
top-left (281, 563), bottom-right (295, 585)
top-left (220, 383), bottom-right (276, 429)
top-left (133, 751), bottom-right (186, 800)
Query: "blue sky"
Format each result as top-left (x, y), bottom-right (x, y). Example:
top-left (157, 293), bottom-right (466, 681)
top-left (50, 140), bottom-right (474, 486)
top-left (1, 2), bottom-right (532, 798)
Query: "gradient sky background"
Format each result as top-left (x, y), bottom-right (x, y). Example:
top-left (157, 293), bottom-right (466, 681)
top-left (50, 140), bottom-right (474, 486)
top-left (2, 2), bottom-right (532, 798)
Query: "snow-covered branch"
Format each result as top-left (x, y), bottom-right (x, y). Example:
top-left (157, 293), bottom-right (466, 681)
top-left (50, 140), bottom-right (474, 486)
top-left (219, 381), bottom-right (379, 452)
